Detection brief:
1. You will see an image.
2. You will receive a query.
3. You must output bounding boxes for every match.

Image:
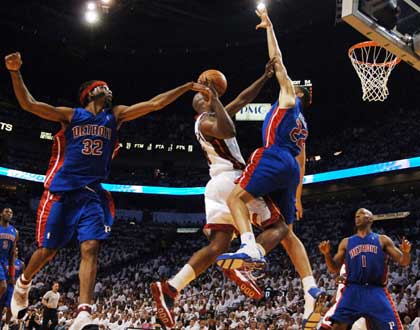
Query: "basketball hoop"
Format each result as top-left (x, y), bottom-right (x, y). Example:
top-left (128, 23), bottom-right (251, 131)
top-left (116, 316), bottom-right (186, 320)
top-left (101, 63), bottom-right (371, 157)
top-left (348, 41), bottom-right (401, 102)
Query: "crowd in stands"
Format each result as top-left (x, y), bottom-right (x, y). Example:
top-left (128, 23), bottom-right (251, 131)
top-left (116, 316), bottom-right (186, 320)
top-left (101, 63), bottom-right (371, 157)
top-left (1, 92), bottom-right (420, 187)
top-left (0, 188), bottom-right (418, 330)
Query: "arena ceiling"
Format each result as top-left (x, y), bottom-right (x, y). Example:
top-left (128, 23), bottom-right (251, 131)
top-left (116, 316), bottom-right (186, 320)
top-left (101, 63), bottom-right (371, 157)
top-left (0, 0), bottom-right (419, 134)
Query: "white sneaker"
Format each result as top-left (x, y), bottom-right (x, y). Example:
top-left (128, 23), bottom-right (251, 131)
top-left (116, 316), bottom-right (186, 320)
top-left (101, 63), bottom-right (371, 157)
top-left (11, 278), bottom-right (31, 319)
top-left (216, 244), bottom-right (267, 270)
top-left (69, 311), bottom-right (98, 330)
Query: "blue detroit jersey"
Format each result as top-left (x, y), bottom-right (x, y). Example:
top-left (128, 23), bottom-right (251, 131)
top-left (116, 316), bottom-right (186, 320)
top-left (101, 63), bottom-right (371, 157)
top-left (0, 225), bottom-right (17, 262)
top-left (262, 97), bottom-right (308, 156)
top-left (45, 107), bottom-right (118, 193)
top-left (346, 232), bottom-right (388, 286)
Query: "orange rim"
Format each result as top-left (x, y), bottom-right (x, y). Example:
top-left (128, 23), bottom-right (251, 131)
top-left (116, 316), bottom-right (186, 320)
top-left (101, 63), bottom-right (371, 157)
top-left (348, 41), bottom-right (401, 67)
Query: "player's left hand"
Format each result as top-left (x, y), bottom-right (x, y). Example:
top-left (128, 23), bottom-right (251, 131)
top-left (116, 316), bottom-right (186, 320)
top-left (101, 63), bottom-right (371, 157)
top-left (400, 237), bottom-right (412, 254)
top-left (264, 58), bottom-right (276, 79)
top-left (255, 6), bottom-right (272, 30)
top-left (296, 199), bottom-right (303, 220)
top-left (8, 277), bottom-right (15, 285)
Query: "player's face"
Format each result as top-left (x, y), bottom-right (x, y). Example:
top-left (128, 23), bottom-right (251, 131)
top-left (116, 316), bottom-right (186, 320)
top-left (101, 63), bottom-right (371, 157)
top-left (91, 85), bottom-right (113, 107)
top-left (1, 208), bottom-right (13, 222)
top-left (355, 208), bottom-right (373, 228)
top-left (53, 283), bottom-right (59, 291)
top-left (192, 93), bottom-right (211, 113)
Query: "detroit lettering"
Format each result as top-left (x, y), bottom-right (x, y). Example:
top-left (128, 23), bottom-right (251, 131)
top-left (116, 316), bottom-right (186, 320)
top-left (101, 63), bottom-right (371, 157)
top-left (349, 244), bottom-right (378, 258)
top-left (72, 125), bottom-right (112, 140)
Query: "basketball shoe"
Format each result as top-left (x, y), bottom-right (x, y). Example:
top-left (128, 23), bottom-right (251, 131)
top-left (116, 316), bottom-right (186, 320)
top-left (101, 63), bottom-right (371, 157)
top-left (303, 288), bottom-right (329, 330)
top-left (151, 281), bottom-right (178, 328)
top-left (216, 244), bottom-right (267, 269)
top-left (223, 268), bottom-right (263, 300)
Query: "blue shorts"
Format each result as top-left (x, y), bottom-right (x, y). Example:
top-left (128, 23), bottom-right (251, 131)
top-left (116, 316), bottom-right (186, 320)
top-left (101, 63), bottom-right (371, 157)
top-left (331, 284), bottom-right (403, 330)
top-left (0, 263), bottom-right (7, 281)
top-left (0, 284), bottom-right (13, 308)
top-left (36, 185), bottom-right (115, 249)
top-left (237, 146), bottom-right (300, 224)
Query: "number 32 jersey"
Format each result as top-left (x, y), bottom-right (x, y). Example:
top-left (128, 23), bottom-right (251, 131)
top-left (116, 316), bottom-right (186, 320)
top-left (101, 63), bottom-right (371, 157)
top-left (45, 107), bottom-right (118, 193)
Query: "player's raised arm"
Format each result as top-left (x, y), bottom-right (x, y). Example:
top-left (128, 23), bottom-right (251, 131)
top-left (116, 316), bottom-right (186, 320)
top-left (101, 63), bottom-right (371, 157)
top-left (319, 238), bottom-right (347, 274)
top-left (197, 86), bottom-right (236, 139)
top-left (255, 6), bottom-right (295, 109)
top-left (381, 235), bottom-right (411, 267)
top-left (225, 59), bottom-right (275, 117)
top-left (113, 82), bottom-right (209, 124)
top-left (5, 52), bottom-right (73, 123)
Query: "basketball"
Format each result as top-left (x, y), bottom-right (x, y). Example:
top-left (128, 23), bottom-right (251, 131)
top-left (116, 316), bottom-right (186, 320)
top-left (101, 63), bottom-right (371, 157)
top-left (197, 69), bottom-right (227, 97)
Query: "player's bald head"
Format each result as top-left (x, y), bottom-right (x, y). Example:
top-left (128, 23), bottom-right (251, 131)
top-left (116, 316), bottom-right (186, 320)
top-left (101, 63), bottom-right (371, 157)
top-left (355, 208), bottom-right (374, 230)
top-left (355, 208), bottom-right (373, 217)
top-left (192, 92), bottom-right (209, 114)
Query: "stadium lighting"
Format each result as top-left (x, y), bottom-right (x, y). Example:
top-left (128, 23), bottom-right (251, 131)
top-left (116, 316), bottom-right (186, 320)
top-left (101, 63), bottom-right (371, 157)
top-left (102, 0), bottom-right (111, 4)
top-left (315, 155), bottom-right (322, 161)
top-left (85, 10), bottom-right (99, 24)
top-left (334, 151), bottom-right (343, 156)
top-left (257, 2), bottom-right (266, 10)
top-left (87, 1), bottom-right (96, 10)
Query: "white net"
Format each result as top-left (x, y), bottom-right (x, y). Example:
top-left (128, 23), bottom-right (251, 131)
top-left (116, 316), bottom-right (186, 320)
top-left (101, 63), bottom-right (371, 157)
top-left (349, 42), bottom-right (400, 102)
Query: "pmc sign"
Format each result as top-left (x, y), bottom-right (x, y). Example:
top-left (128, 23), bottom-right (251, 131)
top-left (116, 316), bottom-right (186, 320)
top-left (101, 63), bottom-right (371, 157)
top-left (235, 103), bottom-right (271, 121)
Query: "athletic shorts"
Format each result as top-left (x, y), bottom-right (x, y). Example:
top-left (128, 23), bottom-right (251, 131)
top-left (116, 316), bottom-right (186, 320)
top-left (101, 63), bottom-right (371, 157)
top-left (36, 184), bottom-right (115, 249)
top-left (321, 287), bottom-right (367, 330)
top-left (237, 146), bottom-right (300, 224)
top-left (203, 170), bottom-right (281, 238)
top-left (0, 262), bottom-right (7, 281)
top-left (331, 284), bottom-right (402, 330)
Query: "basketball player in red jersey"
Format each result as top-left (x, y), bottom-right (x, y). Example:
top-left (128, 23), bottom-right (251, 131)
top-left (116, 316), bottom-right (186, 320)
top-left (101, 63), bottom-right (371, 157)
top-left (151, 60), bottom-right (294, 328)
top-left (5, 52), bottom-right (209, 330)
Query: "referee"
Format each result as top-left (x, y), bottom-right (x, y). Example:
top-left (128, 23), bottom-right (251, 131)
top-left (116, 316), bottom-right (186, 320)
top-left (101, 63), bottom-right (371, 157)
top-left (42, 282), bottom-right (60, 330)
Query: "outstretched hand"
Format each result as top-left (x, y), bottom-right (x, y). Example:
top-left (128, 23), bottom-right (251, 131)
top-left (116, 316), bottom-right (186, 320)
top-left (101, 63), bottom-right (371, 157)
top-left (264, 58), bottom-right (276, 79)
top-left (5, 52), bottom-right (22, 72)
top-left (319, 240), bottom-right (331, 255)
top-left (255, 6), bottom-right (272, 30)
top-left (191, 82), bottom-right (211, 100)
top-left (400, 237), bottom-right (412, 254)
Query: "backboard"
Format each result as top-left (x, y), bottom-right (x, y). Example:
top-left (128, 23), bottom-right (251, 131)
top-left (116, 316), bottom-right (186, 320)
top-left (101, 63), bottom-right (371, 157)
top-left (342, 0), bottom-right (420, 71)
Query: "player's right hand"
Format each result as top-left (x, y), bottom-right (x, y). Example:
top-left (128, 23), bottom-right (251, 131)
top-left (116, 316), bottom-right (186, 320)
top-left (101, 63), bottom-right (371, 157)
top-left (319, 240), bottom-right (331, 255)
top-left (5, 52), bottom-right (22, 71)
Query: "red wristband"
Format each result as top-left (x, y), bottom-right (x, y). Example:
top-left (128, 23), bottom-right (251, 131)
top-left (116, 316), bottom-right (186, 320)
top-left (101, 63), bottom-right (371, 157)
top-left (9, 265), bottom-right (15, 279)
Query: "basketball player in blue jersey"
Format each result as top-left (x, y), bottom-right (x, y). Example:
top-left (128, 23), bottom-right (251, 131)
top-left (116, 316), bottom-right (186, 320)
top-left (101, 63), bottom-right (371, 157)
top-left (319, 208), bottom-right (412, 330)
top-left (0, 248), bottom-right (24, 330)
top-left (5, 52), bottom-right (209, 330)
top-left (0, 208), bottom-right (18, 304)
top-left (216, 6), bottom-right (325, 328)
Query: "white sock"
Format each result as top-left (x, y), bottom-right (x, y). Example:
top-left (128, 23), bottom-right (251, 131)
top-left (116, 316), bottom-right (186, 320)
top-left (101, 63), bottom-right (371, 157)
top-left (240, 232), bottom-right (257, 248)
top-left (256, 243), bottom-right (266, 256)
top-left (302, 275), bottom-right (316, 293)
top-left (168, 264), bottom-right (196, 292)
top-left (302, 276), bottom-right (317, 319)
top-left (18, 274), bottom-right (31, 288)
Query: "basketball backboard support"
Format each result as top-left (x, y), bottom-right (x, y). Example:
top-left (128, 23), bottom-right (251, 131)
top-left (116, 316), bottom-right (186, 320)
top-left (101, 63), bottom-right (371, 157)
top-left (342, 0), bottom-right (420, 71)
